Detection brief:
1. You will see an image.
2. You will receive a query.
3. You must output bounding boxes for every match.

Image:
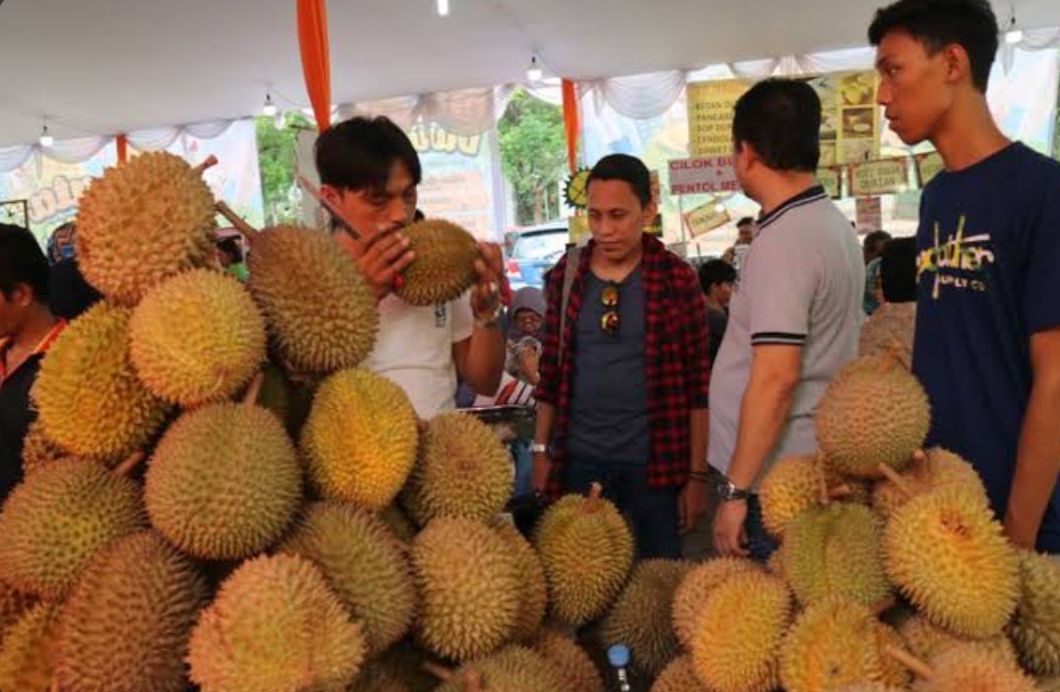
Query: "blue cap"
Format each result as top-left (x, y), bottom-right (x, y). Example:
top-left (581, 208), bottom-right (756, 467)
top-left (607, 644), bottom-right (630, 667)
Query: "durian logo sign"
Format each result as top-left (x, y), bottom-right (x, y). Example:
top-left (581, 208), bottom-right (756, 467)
top-left (407, 122), bottom-right (482, 158)
top-left (917, 214), bottom-right (996, 300)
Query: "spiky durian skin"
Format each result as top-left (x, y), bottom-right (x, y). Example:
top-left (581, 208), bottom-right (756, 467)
top-left (380, 504), bottom-right (417, 543)
top-left (530, 628), bottom-right (605, 692)
top-left (912, 642), bottom-right (1039, 692)
top-left (395, 219), bottom-right (479, 306)
top-left (672, 557), bottom-right (764, 649)
top-left (883, 488), bottom-right (1019, 639)
top-left (899, 614), bottom-right (1018, 664)
top-left (76, 151), bottom-right (215, 306)
top-left (759, 454), bottom-right (824, 538)
top-left (872, 447), bottom-right (988, 518)
top-left (187, 554), bottom-right (366, 692)
top-left (31, 302), bottom-right (169, 460)
top-left (816, 355), bottom-right (929, 478)
top-left (20, 420), bottom-right (70, 476)
top-left (145, 403), bottom-right (302, 561)
top-left (278, 501), bottom-right (416, 656)
top-left (779, 600), bottom-right (896, 692)
top-left (247, 225), bottom-right (378, 373)
top-left (54, 531), bottom-right (208, 692)
top-left (533, 493), bottom-right (634, 626)
top-left (403, 412), bottom-right (513, 526)
top-left (782, 503), bottom-right (892, 609)
top-left (494, 521), bottom-right (547, 643)
top-left (0, 580), bottom-right (34, 643)
top-left (410, 518), bottom-right (520, 661)
top-left (347, 643), bottom-right (437, 692)
top-left (1009, 550), bottom-right (1060, 675)
top-left (602, 559), bottom-right (690, 677)
top-left (435, 646), bottom-right (571, 692)
top-left (690, 571), bottom-right (791, 692)
top-left (652, 655), bottom-right (709, 692)
top-left (0, 601), bottom-right (59, 691)
top-left (858, 301), bottom-right (916, 363)
top-left (130, 269), bottom-right (266, 406)
top-left (0, 458), bottom-right (146, 600)
top-left (301, 369), bottom-right (419, 510)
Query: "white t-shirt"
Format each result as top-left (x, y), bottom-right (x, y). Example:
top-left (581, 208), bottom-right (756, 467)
top-left (362, 293), bottom-right (474, 418)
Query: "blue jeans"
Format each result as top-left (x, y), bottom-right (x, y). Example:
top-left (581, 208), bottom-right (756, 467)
top-left (562, 456), bottom-right (681, 559)
top-left (744, 494), bottom-right (779, 563)
top-left (510, 438), bottom-right (533, 499)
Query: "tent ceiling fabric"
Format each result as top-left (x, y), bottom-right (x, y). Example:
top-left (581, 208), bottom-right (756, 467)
top-left (1, 0), bottom-right (1058, 147)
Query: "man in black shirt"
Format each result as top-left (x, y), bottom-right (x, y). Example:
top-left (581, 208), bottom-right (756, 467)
top-left (698, 259), bottom-right (737, 365)
top-left (0, 224), bottom-right (65, 502)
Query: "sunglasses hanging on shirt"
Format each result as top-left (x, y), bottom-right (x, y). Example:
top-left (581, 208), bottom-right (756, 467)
top-left (601, 282), bottom-right (620, 336)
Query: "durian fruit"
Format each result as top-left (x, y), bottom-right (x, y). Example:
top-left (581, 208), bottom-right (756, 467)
top-left (766, 550), bottom-right (786, 581)
top-left (381, 504), bottom-right (418, 543)
top-left (396, 219), bottom-right (479, 306)
top-left (652, 655), bottom-right (709, 692)
top-left (434, 645), bottom-right (570, 692)
top-left (534, 486), bottom-right (634, 626)
top-left (411, 518), bottom-right (520, 661)
top-left (899, 614), bottom-right (1017, 664)
top-left (145, 402), bottom-right (302, 561)
top-left (20, 420), bottom-right (69, 476)
top-left (530, 628), bottom-right (605, 692)
top-left (779, 600), bottom-right (902, 692)
top-left (834, 685), bottom-right (907, 692)
top-left (872, 447), bottom-right (987, 518)
top-left (1039, 676), bottom-right (1060, 692)
top-left (0, 458), bottom-right (146, 600)
top-left (0, 580), bottom-right (34, 641)
top-left (691, 570), bottom-right (791, 692)
top-left (493, 521), bottom-right (547, 642)
top-left (859, 301), bottom-right (916, 363)
top-left (0, 601), bottom-right (59, 691)
top-left (874, 619), bottom-right (916, 689)
top-left (77, 151), bottom-right (215, 306)
top-left (782, 503), bottom-right (892, 609)
top-left (672, 558), bottom-right (763, 649)
top-left (255, 362), bottom-right (292, 429)
top-left (31, 302), bottom-right (169, 460)
top-left (602, 559), bottom-right (690, 677)
top-left (278, 501), bottom-right (416, 656)
top-left (187, 554), bottom-right (367, 692)
top-left (907, 642), bottom-right (1039, 691)
top-left (301, 369), bottom-right (419, 510)
top-left (403, 412), bottom-right (513, 526)
top-left (130, 269), bottom-right (266, 406)
top-left (53, 531), bottom-right (209, 692)
top-left (1009, 550), bottom-right (1060, 675)
top-left (347, 642), bottom-right (437, 692)
top-left (759, 454), bottom-right (865, 538)
top-left (816, 353), bottom-right (930, 479)
top-left (883, 488), bottom-right (1019, 639)
top-left (247, 225), bottom-right (378, 373)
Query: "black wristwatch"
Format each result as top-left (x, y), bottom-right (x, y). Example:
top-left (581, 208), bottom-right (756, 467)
top-left (716, 475), bottom-right (752, 502)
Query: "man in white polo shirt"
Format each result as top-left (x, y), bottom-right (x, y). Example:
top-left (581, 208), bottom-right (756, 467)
top-left (710, 79), bottom-right (864, 561)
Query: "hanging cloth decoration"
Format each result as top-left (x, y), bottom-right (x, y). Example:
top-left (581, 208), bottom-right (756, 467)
top-left (297, 0), bottom-right (332, 132)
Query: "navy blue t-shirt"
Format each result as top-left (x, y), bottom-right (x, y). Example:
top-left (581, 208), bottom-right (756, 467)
top-left (913, 142), bottom-right (1060, 553)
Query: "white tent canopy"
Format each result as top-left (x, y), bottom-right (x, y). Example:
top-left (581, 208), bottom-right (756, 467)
top-left (2, 0), bottom-right (1059, 148)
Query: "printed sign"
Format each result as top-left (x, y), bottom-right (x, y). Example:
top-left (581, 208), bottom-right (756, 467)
top-left (668, 156), bottom-right (739, 195)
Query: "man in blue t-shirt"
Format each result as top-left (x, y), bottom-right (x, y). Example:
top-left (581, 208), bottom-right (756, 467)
top-left (869, 0), bottom-right (1060, 553)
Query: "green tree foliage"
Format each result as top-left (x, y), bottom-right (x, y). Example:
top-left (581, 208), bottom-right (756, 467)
top-left (254, 113), bottom-right (312, 225)
top-left (498, 90), bottom-right (567, 225)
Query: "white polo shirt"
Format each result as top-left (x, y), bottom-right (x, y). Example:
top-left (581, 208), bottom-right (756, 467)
top-left (362, 293), bottom-right (474, 418)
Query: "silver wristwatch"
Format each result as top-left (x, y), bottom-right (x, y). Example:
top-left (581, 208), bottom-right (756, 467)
top-left (716, 475), bottom-right (752, 501)
top-left (530, 443), bottom-right (549, 454)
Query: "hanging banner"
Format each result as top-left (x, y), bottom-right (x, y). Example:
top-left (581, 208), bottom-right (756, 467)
top-left (855, 196), bottom-right (883, 229)
top-left (915, 151), bottom-right (945, 187)
top-left (833, 71), bottom-right (880, 164)
top-left (687, 80), bottom-right (750, 157)
top-left (668, 156), bottom-right (739, 195)
top-left (817, 166), bottom-right (843, 199)
top-left (682, 198), bottom-right (731, 237)
top-left (849, 157), bottom-right (909, 196)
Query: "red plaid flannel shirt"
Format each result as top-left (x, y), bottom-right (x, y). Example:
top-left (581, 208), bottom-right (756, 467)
top-left (534, 234), bottom-right (710, 496)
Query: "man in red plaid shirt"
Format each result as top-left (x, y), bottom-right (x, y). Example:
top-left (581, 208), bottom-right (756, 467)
top-left (531, 154), bottom-right (711, 558)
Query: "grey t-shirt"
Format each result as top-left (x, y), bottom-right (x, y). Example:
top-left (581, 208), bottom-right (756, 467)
top-left (708, 186), bottom-right (864, 488)
top-left (567, 267), bottom-right (650, 464)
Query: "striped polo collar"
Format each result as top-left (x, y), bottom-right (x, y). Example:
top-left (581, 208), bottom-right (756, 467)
top-left (757, 184), bottom-right (827, 231)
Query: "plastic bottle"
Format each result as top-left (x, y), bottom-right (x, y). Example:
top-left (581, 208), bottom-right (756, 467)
top-left (607, 644), bottom-right (632, 692)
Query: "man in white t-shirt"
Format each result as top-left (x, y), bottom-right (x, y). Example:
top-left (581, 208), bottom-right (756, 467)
top-left (316, 116), bottom-right (506, 417)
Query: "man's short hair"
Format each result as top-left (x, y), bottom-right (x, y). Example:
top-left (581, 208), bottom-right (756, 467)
top-left (736, 217), bottom-right (755, 228)
top-left (864, 229), bottom-right (893, 254)
top-left (868, 0), bottom-right (999, 93)
top-left (881, 236), bottom-right (918, 302)
top-left (0, 224), bottom-right (49, 302)
top-left (733, 79), bottom-right (822, 173)
top-left (587, 154), bottom-right (652, 207)
top-left (699, 259), bottom-right (738, 294)
top-left (314, 116), bottom-right (422, 192)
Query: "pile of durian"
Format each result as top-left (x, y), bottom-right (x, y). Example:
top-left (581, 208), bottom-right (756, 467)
top-left (0, 152), bottom-right (1056, 692)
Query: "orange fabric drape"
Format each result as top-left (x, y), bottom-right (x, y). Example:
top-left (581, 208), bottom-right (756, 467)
top-left (561, 79), bottom-right (580, 173)
top-left (116, 134), bottom-right (128, 163)
top-left (297, 0), bottom-right (332, 133)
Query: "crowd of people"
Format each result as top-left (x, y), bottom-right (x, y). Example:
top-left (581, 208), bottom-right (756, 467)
top-left (1, 0), bottom-right (1057, 563)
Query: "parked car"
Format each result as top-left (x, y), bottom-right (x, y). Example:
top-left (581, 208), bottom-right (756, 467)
top-left (505, 222), bottom-right (569, 291)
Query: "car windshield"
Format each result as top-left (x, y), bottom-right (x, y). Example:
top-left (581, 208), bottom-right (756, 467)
top-left (512, 230), bottom-right (567, 260)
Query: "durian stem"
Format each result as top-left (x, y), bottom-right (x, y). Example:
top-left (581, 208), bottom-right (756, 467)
top-left (871, 594), bottom-right (898, 616)
top-left (879, 345), bottom-right (900, 373)
top-left (50, 680), bottom-right (60, 692)
top-left (828, 483), bottom-right (853, 500)
top-left (877, 463), bottom-right (915, 500)
top-left (423, 661), bottom-right (455, 683)
top-left (215, 201), bottom-right (259, 240)
top-left (464, 668), bottom-right (484, 691)
top-left (913, 448), bottom-right (931, 475)
top-left (885, 645), bottom-right (935, 681)
top-left (242, 372), bottom-right (265, 407)
top-left (193, 154), bottom-right (218, 175)
top-left (584, 482), bottom-right (604, 514)
top-left (113, 451), bottom-right (145, 477)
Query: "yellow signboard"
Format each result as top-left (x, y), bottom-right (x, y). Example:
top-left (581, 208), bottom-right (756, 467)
top-left (687, 80), bottom-right (751, 157)
top-left (850, 158), bottom-right (909, 196)
top-left (915, 151), bottom-right (945, 186)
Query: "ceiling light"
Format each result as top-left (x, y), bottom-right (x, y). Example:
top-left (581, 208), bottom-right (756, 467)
top-left (526, 55), bottom-right (543, 82)
top-left (39, 120), bottom-right (53, 147)
top-left (436, 0), bottom-right (449, 16)
top-left (263, 92), bottom-right (277, 117)
top-left (1005, 9), bottom-right (1023, 45)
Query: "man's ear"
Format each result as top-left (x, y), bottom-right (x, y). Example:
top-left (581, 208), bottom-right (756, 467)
top-left (941, 43), bottom-right (971, 86)
top-left (11, 283), bottom-right (34, 308)
top-left (320, 183), bottom-right (344, 209)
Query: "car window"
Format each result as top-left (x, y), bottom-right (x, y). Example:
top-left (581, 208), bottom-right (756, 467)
top-left (512, 231), bottom-right (568, 260)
